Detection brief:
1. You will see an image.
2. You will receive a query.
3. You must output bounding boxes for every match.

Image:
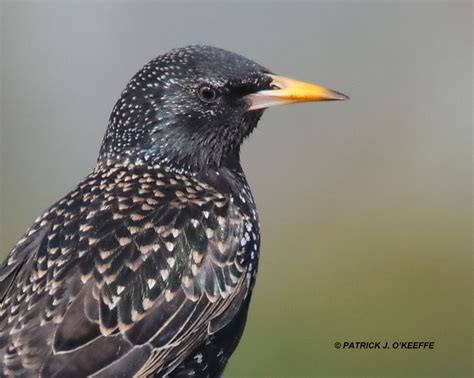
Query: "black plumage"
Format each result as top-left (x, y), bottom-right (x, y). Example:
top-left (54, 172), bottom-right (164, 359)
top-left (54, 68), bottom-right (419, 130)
top-left (0, 45), bottom-right (347, 377)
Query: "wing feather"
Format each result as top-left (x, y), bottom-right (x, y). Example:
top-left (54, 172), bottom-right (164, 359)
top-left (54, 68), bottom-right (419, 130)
top-left (0, 166), bottom-right (253, 377)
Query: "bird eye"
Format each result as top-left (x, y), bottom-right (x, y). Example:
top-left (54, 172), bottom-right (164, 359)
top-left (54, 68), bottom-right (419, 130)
top-left (198, 85), bottom-right (218, 103)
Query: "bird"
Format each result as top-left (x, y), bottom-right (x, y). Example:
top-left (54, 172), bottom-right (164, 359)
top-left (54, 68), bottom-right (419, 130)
top-left (0, 45), bottom-right (348, 377)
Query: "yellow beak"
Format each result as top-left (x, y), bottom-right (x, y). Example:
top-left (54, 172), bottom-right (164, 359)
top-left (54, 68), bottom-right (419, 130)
top-left (246, 74), bottom-right (349, 111)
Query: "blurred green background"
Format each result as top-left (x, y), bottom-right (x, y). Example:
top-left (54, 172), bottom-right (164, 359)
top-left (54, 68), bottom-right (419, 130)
top-left (0, 1), bottom-right (471, 377)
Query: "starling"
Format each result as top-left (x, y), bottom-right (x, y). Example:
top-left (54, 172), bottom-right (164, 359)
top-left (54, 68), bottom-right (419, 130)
top-left (0, 45), bottom-right (347, 377)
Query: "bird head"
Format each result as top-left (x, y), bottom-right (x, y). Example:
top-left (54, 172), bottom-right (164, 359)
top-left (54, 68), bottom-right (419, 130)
top-left (99, 45), bottom-right (348, 173)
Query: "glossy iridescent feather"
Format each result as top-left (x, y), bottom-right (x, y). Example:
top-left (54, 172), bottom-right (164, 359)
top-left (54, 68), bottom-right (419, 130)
top-left (0, 45), bottom-right (268, 377)
top-left (0, 161), bottom-right (259, 376)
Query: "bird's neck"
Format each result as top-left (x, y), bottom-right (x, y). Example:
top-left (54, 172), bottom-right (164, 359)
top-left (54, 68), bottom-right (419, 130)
top-left (98, 149), bottom-right (244, 178)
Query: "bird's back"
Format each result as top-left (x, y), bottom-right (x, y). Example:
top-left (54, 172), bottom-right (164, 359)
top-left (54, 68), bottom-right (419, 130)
top-left (0, 160), bottom-right (260, 377)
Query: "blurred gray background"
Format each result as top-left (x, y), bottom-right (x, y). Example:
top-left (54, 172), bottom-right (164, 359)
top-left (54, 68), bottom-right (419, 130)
top-left (0, 1), bottom-right (471, 377)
